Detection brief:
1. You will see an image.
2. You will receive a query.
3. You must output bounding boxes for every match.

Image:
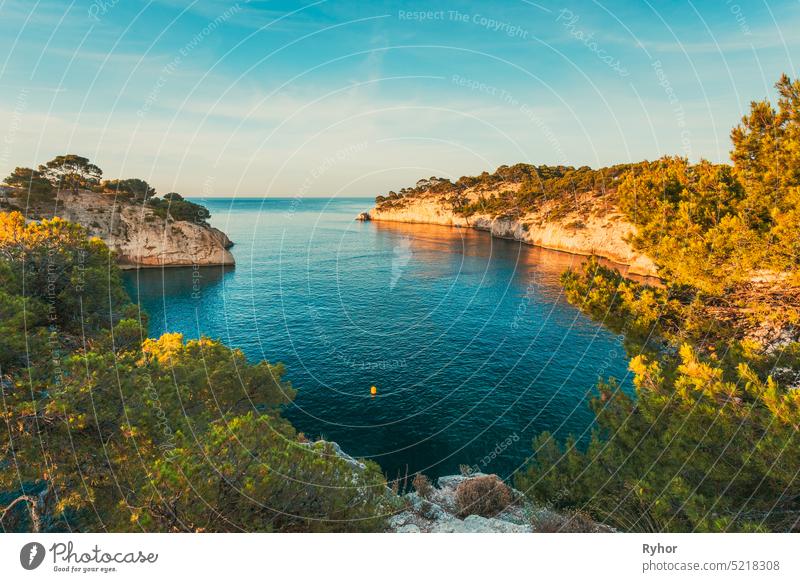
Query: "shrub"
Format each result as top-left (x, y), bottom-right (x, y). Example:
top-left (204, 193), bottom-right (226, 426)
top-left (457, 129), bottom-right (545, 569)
top-left (3, 167), bottom-right (54, 202)
top-left (455, 475), bottom-right (512, 518)
top-left (515, 345), bottom-right (800, 532)
top-left (412, 473), bottom-right (433, 499)
top-left (101, 178), bottom-right (155, 200)
top-left (148, 192), bottom-right (211, 225)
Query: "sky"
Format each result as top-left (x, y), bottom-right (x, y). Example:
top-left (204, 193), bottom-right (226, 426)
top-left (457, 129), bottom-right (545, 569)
top-left (0, 0), bottom-right (798, 197)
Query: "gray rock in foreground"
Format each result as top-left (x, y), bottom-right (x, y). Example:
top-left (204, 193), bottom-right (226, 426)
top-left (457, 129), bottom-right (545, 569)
top-left (311, 441), bottom-right (613, 533)
top-left (388, 473), bottom-right (534, 533)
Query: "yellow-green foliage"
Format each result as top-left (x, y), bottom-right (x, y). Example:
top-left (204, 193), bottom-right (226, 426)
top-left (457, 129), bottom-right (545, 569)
top-left (0, 211), bottom-right (388, 532)
top-left (149, 413), bottom-right (388, 532)
top-left (560, 257), bottom-right (696, 349)
top-left (618, 76), bottom-right (800, 292)
top-left (525, 76), bottom-right (800, 533)
top-left (617, 158), bottom-right (758, 293)
top-left (515, 345), bottom-right (800, 532)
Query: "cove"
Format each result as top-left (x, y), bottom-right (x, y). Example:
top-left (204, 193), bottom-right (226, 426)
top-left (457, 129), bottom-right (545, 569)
top-left (123, 197), bottom-right (634, 480)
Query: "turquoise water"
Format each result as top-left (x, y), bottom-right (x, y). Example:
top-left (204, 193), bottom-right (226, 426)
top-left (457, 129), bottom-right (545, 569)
top-left (123, 197), bottom-right (631, 480)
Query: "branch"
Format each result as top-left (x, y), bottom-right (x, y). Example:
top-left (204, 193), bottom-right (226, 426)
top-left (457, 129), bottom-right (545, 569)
top-left (0, 495), bottom-right (41, 532)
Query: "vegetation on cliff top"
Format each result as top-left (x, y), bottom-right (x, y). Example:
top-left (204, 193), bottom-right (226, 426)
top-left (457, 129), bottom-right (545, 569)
top-left (0, 211), bottom-right (389, 532)
top-left (2, 154), bottom-right (212, 226)
top-left (375, 162), bottom-right (645, 219)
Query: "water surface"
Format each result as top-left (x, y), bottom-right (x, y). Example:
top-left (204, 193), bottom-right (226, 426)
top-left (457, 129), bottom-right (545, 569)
top-left (124, 197), bottom-right (632, 480)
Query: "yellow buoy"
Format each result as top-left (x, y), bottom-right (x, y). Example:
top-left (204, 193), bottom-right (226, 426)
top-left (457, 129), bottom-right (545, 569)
top-left (370, 385), bottom-right (377, 396)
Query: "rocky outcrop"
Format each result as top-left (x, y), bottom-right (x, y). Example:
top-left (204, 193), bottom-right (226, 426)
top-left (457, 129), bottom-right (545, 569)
top-left (301, 441), bottom-right (611, 533)
top-left (389, 474), bottom-right (535, 533)
top-left (367, 188), bottom-right (658, 277)
top-left (20, 190), bottom-right (235, 268)
top-left (389, 473), bottom-right (613, 533)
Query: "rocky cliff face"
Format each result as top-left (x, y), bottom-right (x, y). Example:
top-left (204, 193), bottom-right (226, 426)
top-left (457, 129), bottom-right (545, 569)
top-left (368, 187), bottom-right (657, 277)
top-left (22, 190), bottom-right (235, 268)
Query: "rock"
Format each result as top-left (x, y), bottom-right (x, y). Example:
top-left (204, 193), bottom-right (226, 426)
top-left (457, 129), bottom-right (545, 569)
top-left (436, 474), bottom-right (468, 490)
top-left (302, 439), bottom-right (367, 471)
top-left (355, 211), bottom-right (371, 221)
top-left (746, 323), bottom-right (799, 355)
top-left (21, 190), bottom-right (235, 268)
top-left (387, 473), bottom-right (539, 533)
top-left (395, 524), bottom-right (421, 533)
top-left (368, 187), bottom-right (659, 277)
top-left (406, 492), bottom-right (448, 520)
top-left (325, 440), bottom-right (367, 471)
top-left (388, 513), bottom-right (412, 529)
top-left (431, 515), bottom-right (532, 533)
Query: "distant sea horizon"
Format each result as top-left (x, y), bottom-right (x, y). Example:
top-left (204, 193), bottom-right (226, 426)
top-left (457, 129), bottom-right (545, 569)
top-left (189, 195), bottom-right (377, 199)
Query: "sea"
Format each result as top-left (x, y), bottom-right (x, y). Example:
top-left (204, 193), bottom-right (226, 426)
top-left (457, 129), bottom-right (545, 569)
top-left (123, 197), bottom-right (634, 481)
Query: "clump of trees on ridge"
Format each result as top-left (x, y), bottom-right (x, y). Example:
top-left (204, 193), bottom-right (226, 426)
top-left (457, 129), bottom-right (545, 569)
top-left (2, 154), bottom-right (211, 225)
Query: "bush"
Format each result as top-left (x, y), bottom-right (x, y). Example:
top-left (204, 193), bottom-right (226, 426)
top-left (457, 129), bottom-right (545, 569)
top-left (148, 192), bottom-right (211, 225)
top-left (455, 475), bottom-right (512, 518)
top-left (3, 167), bottom-right (54, 202)
top-left (515, 344), bottom-right (800, 532)
top-left (101, 178), bottom-right (155, 200)
top-left (412, 474), bottom-right (433, 498)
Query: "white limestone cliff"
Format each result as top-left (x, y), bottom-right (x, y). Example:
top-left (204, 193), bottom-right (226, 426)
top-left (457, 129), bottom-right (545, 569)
top-left (25, 190), bottom-right (235, 268)
top-left (366, 187), bottom-right (658, 277)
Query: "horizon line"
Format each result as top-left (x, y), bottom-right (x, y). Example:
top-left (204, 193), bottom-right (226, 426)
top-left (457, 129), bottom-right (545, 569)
top-left (188, 195), bottom-right (377, 199)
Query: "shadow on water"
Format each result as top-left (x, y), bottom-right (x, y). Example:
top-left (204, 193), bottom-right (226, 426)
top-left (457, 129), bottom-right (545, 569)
top-left (125, 265), bottom-right (232, 300)
top-left (123, 265), bottom-right (234, 336)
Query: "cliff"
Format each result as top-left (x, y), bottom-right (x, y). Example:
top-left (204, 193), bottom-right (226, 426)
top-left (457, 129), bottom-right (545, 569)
top-left (366, 172), bottom-right (658, 277)
top-left (9, 189), bottom-right (235, 268)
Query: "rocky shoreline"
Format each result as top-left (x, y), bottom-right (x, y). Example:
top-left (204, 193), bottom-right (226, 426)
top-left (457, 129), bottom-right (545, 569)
top-left (362, 189), bottom-right (658, 277)
top-left (389, 474), bottom-right (535, 533)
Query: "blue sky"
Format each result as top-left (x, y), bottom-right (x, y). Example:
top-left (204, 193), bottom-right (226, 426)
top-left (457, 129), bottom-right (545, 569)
top-left (1, 0), bottom-right (798, 197)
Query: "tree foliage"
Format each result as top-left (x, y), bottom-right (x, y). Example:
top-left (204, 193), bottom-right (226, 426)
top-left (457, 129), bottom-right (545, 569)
top-left (515, 345), bottom-right (800, 532)
top-left (101, 178), bottom-right (156, 201)
top-left (519, 76), bottom-right (800, 533)
top-left (617, 76), bottom-right (800, 292)
top-left (617, 158), bottom-right (766, 293)
top-left (3, 167), bottom-right (55, 202)
top-left (0, 211), bottom-right (389, 532)
top-left (38, 155), bottom-right (103, 194)
top-left (148, 192), bottom-right (211, 225)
